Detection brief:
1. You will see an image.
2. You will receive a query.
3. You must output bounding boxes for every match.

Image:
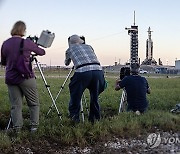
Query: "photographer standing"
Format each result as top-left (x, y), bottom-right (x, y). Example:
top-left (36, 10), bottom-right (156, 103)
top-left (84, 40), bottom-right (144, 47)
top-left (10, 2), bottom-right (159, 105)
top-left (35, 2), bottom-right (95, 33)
top-left (115, 63), bottom-right (150, 113)
top-left (1, 21), bottom-right (45, 132)
top-left (65, 34), bottom-right (105, 123)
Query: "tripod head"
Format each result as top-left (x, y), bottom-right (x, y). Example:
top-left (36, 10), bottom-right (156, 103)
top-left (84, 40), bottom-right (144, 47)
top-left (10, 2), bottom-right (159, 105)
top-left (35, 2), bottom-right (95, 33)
top-left (30, 54), bottom-right (38, 63)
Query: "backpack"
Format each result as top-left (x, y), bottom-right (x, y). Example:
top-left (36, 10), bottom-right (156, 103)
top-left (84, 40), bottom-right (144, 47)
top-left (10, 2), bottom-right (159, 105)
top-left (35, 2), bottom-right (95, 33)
top-left (171, 103), bottom-right (180, 114)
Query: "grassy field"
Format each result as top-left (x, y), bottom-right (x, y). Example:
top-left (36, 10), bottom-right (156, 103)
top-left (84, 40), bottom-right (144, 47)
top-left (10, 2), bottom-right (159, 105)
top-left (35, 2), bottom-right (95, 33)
top-left (0, 70), bottom-right (180, 151)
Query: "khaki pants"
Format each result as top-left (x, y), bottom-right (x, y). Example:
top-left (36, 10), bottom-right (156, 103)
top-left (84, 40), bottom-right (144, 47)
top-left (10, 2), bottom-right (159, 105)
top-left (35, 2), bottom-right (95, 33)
top-left (8, 78), bottom-right (39, 128)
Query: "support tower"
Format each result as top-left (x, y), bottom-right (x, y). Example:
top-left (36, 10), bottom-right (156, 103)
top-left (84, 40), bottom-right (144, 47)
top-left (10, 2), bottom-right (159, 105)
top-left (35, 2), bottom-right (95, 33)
top-left (125, 11), bottom-right (139, 65)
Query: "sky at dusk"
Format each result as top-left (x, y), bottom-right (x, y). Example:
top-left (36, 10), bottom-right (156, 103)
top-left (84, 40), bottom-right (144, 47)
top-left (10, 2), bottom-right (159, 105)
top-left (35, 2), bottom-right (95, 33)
top-left (0, 0), bottom-right (180, 66)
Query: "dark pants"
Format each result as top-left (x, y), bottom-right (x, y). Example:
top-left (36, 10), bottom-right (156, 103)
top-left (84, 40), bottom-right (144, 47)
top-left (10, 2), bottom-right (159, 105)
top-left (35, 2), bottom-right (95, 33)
top-left (68, 70), bottom-right (105, 122)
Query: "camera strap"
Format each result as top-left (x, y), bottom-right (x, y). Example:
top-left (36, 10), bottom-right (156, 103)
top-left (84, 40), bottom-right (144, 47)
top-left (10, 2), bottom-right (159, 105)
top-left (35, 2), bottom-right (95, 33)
top-left (19, 39), bottom-right (24, 54)
top-left (76, 62), bottom-right (100, 69)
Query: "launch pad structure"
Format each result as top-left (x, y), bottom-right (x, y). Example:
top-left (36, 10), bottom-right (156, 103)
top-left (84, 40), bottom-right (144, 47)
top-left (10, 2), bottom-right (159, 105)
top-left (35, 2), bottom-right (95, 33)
top-left (142, 27), bottom-right (157, 65)
top-left (125, 11), bottom-right (158, 66)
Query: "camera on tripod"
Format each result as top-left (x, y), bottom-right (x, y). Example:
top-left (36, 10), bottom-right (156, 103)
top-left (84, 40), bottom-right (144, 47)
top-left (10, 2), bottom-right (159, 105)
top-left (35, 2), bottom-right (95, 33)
top-left (27, 30), bottom-right (55, 48)
top-left (120, 67), bottom-right (130, 80)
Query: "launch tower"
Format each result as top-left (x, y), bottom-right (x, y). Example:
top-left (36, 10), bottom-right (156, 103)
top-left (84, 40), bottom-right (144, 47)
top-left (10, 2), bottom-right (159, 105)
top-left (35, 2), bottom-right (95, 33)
top-left (125, 11), bottom-right (139, 66)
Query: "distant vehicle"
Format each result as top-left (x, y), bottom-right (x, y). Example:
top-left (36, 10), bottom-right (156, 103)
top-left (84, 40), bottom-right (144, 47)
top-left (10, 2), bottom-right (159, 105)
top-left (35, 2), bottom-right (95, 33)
top-left (139, 69), bottom-right (148, 74)
top-left (155, 67), bottom-right (167, 74)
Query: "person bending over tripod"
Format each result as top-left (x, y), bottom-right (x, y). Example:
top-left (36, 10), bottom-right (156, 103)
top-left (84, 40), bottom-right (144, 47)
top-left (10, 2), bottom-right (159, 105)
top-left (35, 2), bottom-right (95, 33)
top-left (115, 63), bottom-right (150, 113)
top-left (1, 21), bottom-right (45, 132)
top-left (65, 34), bottom-right (105, 123)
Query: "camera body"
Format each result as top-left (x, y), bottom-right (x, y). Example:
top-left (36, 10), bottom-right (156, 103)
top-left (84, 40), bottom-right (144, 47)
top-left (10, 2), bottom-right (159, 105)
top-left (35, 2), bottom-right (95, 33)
top-left (27, 30), bottom-right (55, 48)
top-left (27, 36), bottom-right (38, 43)
top-left (120, 67), bottom-right (130, 80)
top-left (80, 36), bottom-right (85, 44)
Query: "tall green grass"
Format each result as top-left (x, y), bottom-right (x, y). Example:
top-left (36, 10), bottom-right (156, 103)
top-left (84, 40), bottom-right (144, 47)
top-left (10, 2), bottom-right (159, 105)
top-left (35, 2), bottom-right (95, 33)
top-left (0, 73), bottom-right (180, 149)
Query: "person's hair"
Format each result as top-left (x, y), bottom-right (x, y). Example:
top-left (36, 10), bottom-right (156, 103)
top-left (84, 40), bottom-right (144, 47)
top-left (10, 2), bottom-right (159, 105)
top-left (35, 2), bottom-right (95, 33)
top-left (130, 63), bottom-right (140, 75)
top-left (11, 21), bottom-right (26, 37)
top-left (69, 34), bottom-right (84, 44)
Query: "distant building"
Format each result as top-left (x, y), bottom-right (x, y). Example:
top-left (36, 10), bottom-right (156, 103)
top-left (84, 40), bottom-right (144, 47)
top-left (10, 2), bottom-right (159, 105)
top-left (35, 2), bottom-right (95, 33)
top-left (175, 60), bottom-right (180, 69)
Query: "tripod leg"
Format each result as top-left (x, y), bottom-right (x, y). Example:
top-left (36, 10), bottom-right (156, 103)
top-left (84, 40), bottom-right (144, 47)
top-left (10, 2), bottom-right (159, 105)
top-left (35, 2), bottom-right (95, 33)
top-left (6, 117), bottom-right (12, 130)
top-left (46, 68), bottom-right (73, 116)
top-left (119, 91), bottom-right (125, 113)
top-left (34, 57), bottom-right (62, 120)
top-left (46, 87), bottom-right (62, 120)
top-left (80, 98), bottom-right (85, 123)
top-left (82, 93), bottom-right (89, 114)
